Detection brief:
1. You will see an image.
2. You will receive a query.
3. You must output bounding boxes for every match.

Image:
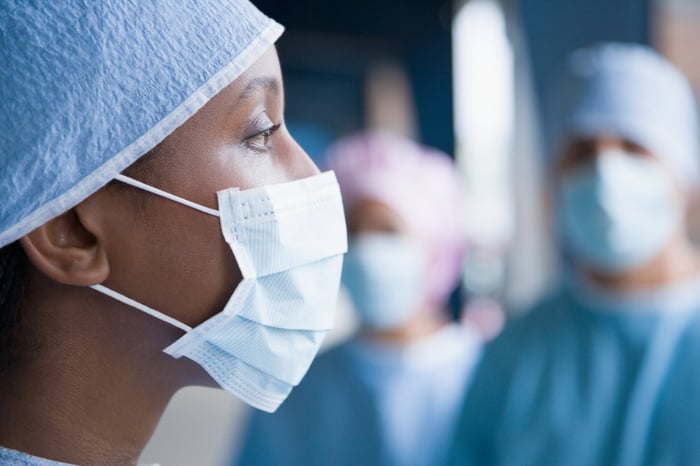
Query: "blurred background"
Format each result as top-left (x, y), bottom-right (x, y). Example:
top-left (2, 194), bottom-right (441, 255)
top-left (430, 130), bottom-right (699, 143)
top-left (139, 0), bottom-right (700, 464)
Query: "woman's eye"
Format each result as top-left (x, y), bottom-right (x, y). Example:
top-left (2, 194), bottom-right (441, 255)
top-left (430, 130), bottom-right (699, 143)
top-left (245, 124), bottom-right (281, 152)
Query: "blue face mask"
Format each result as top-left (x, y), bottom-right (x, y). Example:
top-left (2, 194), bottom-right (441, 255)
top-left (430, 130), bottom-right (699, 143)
top-left (558, 149), bottom-right (682, 273)
top-left (342, 233), bottom-right (427, 330)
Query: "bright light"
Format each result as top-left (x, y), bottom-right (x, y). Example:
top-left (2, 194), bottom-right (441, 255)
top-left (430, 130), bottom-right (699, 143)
top-left (453, 0), bottom-right (514, 247)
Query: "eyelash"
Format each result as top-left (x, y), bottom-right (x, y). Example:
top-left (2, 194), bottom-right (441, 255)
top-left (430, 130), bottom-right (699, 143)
top-left (244, 123), bottom-right (282, 152)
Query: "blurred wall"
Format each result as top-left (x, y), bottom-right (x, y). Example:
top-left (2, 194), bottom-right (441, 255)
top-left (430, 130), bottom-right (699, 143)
top-left (517, 0), bottom-right (651, 152)
top-left (655, 0), bottom-right (700, 246)
top-left (255, 0), bottom-right (454, 160)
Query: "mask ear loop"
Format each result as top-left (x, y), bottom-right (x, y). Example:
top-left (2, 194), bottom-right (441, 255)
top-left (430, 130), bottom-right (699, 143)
top-left (91, 284), bottom-right (192, 332)
top-left (114, 174), bottom-right (220, 217)
top-left (89, 173), bottom-right (221, 332)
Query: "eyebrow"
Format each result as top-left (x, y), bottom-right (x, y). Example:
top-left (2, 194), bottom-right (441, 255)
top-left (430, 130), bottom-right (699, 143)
top-left (238, 76), bottom-right (280, 102)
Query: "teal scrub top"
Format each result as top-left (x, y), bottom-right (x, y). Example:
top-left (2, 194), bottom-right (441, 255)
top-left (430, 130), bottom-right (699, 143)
top-left (235, 324), bottom-right (481, 466)
top-left (448, 274), bottom-right (700, 466)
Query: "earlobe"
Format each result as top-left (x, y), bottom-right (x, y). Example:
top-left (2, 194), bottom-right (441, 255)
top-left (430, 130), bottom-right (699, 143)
top-left (20, 209), bottom-right (110, 286)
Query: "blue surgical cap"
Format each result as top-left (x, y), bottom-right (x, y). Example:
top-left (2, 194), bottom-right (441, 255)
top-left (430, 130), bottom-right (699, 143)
top-left (548, 43), bottom-right (700, 190)
top-left (0, 1), bottom-right (283, 247)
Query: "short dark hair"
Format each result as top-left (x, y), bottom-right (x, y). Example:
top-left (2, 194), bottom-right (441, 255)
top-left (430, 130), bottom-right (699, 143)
top-left (0, 241), bottom-right (28, 375)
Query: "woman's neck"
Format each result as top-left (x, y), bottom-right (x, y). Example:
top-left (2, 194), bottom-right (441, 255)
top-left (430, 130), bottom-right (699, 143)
top-left (0, 277), bottom-right (202, 466)
top-left (0, 360), bottom-right (172, 465)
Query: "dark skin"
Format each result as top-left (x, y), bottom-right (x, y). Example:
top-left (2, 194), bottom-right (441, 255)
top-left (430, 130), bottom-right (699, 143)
top-left (554, 134), bottom-right (700, 292)
top-left (0, 46), bottom-right (317, 466)
top-left (346, 199), bottom-right (449, 344)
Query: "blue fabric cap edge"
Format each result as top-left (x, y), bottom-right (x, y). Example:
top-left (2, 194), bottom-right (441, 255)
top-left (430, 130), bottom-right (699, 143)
top-left (0, 17), bottom-right (283, 248)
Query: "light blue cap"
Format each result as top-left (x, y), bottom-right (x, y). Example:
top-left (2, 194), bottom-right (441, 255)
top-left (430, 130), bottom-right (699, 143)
top-left (0, 1), bottom-right (283, 247)
top-left (548, 43), bottom-right (700, 190)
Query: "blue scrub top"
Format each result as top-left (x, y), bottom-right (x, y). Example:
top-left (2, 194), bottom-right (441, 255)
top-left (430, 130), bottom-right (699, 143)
top-left (0, 446), bottom-right (161, 466)
top-left (0, 447), bottom-right (74, 466)
top-left (235, 323), bottom-right (481, 466)
top-left (448, 275), bottom-right (700, 466)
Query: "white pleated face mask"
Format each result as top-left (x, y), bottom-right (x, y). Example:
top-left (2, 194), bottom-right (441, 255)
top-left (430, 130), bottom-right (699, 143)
top-left (91, 171), bottom-right (347, 412)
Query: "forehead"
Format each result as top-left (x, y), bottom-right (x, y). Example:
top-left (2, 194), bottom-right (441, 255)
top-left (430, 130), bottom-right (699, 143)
top-left (188, 46), bottom-right (283, 120)
top-left (224, 46), bottom-right (283, 100)
top-left (136, 47), bottom-right (282, 160)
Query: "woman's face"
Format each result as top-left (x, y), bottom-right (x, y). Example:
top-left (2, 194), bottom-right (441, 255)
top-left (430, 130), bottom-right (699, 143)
top-left (96, 46), bottom-right (317, 334)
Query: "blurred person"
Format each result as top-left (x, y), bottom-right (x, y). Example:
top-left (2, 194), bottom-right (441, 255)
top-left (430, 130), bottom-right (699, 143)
top-left (448, 43), bottom-right (700, 465)
top-left (235, 131), bottom-right (481, 466)
top-left (0, 2), bottom-right (347, 465)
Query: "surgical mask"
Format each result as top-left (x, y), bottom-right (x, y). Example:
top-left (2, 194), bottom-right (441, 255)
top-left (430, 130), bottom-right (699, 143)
top-left (558, 149), bottom-right (682, 273)
top-left (342, 233), bottom-right (426, 330)
top-left (91, 171), bottom-right (347, 413)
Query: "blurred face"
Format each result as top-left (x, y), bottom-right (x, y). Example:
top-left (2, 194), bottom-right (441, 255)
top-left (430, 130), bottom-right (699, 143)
top-left (553, 133), bottom-right (687, 275)
top-left (98, 46), bottom-right (318, 332)
top-left (342, 199), bottom-right (432, 332)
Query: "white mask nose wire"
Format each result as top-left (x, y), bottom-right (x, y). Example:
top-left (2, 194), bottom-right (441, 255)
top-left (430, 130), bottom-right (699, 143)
top-left (91, 284), bottom-right (193, 332)
top-left (114, 174), bottom-right (220, 217)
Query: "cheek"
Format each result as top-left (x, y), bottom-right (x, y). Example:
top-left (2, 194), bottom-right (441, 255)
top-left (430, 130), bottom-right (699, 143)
top-left (157, 213), bottom-right (240, 325)
top-left (109, 200), bottom-right (242, 327)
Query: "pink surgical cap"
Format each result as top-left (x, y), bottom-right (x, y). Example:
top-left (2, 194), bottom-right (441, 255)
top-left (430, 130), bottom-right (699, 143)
top-left (323, 130), bottom-right (469, 307)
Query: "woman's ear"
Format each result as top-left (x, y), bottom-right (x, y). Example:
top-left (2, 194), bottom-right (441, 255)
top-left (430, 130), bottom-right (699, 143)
top-left (20, 206), bottom-right (110, 286)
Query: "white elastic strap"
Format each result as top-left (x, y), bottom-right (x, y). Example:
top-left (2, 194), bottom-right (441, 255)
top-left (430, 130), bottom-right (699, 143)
top-left (114, 174), bottom-right (220, 217)
top-left (91, 284), bottom-right (193, 332)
